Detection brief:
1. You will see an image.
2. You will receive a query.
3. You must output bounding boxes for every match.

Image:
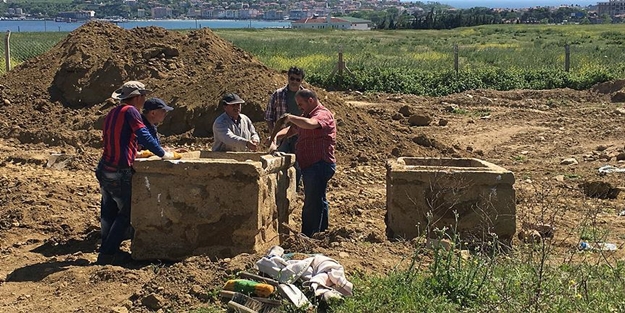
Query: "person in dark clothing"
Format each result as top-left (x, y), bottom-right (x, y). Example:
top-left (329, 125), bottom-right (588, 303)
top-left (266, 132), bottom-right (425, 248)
top-left (95, 81), bottom-right (179, 265)
top-left (137, 97), bottom-right (174, 154)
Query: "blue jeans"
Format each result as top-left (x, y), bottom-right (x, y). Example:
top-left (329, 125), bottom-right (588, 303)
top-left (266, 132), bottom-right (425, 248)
top-left (95, 162), bottom-right (134, 256)
top-left (278, 135), bottom-right (301, 191)
top-left (301, 161), bottom-right (336, 237)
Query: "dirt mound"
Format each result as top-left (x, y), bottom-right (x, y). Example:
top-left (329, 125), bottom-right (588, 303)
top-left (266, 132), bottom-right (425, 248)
top-left (0, 22), bottom-right (412, 161)
top-left (1, 22), bottom-right (284, 136)
top-left (591, 79), bottom-right (625, 94)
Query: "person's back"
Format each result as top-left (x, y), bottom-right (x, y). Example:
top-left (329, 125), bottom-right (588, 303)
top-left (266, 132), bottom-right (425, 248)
top-left (101, 104), bottom-right (144, 168)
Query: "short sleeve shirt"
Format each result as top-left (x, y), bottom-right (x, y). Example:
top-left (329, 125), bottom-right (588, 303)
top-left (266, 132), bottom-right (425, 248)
top-left (294, 104), bottom-right (336, 169)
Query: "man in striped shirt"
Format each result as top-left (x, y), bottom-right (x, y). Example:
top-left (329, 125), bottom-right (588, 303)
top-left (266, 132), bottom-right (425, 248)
top-left (95, 81), bottom-right (179, 265)
top-left (272, 89), bottom-right (336, 237)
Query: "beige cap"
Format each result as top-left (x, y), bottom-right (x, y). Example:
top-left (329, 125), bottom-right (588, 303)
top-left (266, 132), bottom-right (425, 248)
top-left (111, 81), bottom-right (152, 100)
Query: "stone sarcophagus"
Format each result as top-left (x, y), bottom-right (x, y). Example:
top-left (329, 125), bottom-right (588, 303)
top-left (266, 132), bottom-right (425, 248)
top-left (386, 157), bottom-right (516, 243)
top-left (130, 151), bottom-right (296, 261)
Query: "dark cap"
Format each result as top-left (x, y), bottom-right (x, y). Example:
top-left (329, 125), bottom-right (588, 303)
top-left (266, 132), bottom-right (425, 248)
top-left (143, 98), bottom-right (174, 112)
top-left (221, 93), bottom-right (245, 105)
top-left (111, 81), bottom-right (152, 100)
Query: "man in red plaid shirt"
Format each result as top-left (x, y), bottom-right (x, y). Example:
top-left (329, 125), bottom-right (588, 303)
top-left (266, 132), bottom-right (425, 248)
top-left (272, 89), bottom-right (336, 237)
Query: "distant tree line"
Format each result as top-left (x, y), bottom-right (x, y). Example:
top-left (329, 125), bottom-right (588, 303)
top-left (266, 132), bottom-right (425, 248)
top-left (350, 6), bottom-right (610, 30)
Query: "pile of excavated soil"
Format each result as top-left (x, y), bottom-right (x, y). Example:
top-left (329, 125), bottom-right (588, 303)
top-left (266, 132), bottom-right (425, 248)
top-left (0, 21), bottom-right (443, 162)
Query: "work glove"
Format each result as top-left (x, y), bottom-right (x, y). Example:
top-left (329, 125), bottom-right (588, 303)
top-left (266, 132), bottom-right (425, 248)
top-left (162, 151), bottom-right (182, 160)
top-left (136, 150), bottom-right (155, 159)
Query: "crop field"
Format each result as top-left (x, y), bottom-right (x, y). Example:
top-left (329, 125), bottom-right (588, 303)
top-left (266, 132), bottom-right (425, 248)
top-left (214, 24), bottom-right (625, 95)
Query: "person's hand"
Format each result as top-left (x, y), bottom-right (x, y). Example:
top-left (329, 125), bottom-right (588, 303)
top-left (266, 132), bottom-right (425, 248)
top-left (162, 151), bottom-right (182, 160)
top-left (246, 140), bottom-right (258, 151)
top-left (136, 150), bottom-right (154, 158)
top-left (269, 141), bottom-right (278, 152)
top-left (264, 136), bottom-right (273, 147)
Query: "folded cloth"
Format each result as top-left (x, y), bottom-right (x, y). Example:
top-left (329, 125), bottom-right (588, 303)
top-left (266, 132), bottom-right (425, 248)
top-left (257, 256), bottom-right (314, 283)
top-left (307, 255), bottom-right (353, 297)
top-left (256, 246), bottom-right (354, 301)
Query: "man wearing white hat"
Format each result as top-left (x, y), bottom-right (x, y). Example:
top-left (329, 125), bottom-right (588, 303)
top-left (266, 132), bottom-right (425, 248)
top-left (95, 81), bottom-right (180, 265)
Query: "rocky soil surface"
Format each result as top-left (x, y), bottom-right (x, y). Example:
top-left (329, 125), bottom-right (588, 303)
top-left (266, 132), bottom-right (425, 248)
top-left (1, 22), bottom-right (625, 312)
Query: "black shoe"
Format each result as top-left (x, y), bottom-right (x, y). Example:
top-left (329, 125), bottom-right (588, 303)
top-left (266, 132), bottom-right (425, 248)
top-left (95, 251), bottom-right (133, 266)
top-left (95, 253), bottom-right (115, 265)
top-left (111, 251), bottom-right (133, 265)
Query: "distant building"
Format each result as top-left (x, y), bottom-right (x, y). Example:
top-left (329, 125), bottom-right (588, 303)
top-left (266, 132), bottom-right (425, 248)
top-left (57, 10), bottom-right (95, 20)
top-left (263, 9), bottom-right (285, 20)
top-left (341, 16), bottom-right (373, 30)
top-left (187, 8), bottom-right (201, 17)
top-left (137, 8), bottom-right (145, 18)
top-left (239, 9), bottom-right (259, 19)
top-left (598, 0), bottom-right (625, 16)
top-left (225, 9), bottom-right (240, 19)
top-left (214, 8), bottom-right (226, 18)
top-left (291, 15), bottom-right (372, 30)
top-left (200, 9), bottom-right (214, 18)
top-left (289, 9), bottom-right (311, 20)
top-left (151, 7), bottom-right (172, 19)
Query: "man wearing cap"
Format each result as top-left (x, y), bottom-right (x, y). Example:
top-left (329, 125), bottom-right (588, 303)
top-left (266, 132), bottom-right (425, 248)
top-left (137, 97), bottom-right (174, 155)
top-left (212, 93), bottom-right (260, 152)
top-left (95, 81), bottom-right (179, 265)
top-left (272, 89), bottom-right (336, 237)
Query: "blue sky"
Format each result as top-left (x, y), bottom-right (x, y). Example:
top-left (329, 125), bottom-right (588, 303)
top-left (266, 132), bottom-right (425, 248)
top-left (406, 1), bottom-right (596, 9)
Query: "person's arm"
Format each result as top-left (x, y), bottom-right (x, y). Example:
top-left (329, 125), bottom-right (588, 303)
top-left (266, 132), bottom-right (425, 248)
top-left (247, 117), bottom-right (261, 144)
top-left (135, 128), bottom-right (166, 157)
top-left (275, 126), bottom-right (297, 141)
top-left (286, 113), bottom-right (321, 130)
top-left (213, 117), bottom-right (250, 150)
top-left (127, 108), bottom-right (165, 157)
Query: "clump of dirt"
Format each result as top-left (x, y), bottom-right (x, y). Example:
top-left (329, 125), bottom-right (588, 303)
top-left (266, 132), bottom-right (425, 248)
top-left (591, 79), bottom-right (625, 94)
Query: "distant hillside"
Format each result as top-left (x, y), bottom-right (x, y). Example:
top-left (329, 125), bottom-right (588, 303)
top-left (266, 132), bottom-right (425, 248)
top-left (435, 0), bottom-right (595, 9)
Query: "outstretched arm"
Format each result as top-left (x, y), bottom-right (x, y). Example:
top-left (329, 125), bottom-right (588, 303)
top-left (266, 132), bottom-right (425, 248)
top-left (286, 114), bottom-right (320, 130)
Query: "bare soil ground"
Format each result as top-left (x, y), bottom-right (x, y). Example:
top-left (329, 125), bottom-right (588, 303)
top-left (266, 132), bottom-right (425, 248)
top-left (1, 22), bottom-right (625, 312)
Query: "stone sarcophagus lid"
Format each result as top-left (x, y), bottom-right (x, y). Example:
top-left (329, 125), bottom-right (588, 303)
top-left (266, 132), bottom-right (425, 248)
top-left (386, 157), bottom-right (516, 244)
top-left (130, 151), bottom-right (296, 261)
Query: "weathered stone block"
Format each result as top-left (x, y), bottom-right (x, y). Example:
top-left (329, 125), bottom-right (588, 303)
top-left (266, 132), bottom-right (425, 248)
top-left (131, 151), bottom-right (296, 261)
top-left (386, 157), bottom-right (516, 243)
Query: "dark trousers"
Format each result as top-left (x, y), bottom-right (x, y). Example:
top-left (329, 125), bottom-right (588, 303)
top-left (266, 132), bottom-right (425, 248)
top-left (95, 162), bottom-right (134, 256)
top-left (301, 161), bottom-right (336, 237)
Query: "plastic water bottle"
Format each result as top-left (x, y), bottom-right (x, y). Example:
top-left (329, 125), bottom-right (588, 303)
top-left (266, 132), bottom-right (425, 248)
top-left (579, 241), bottom-right (591, 250)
